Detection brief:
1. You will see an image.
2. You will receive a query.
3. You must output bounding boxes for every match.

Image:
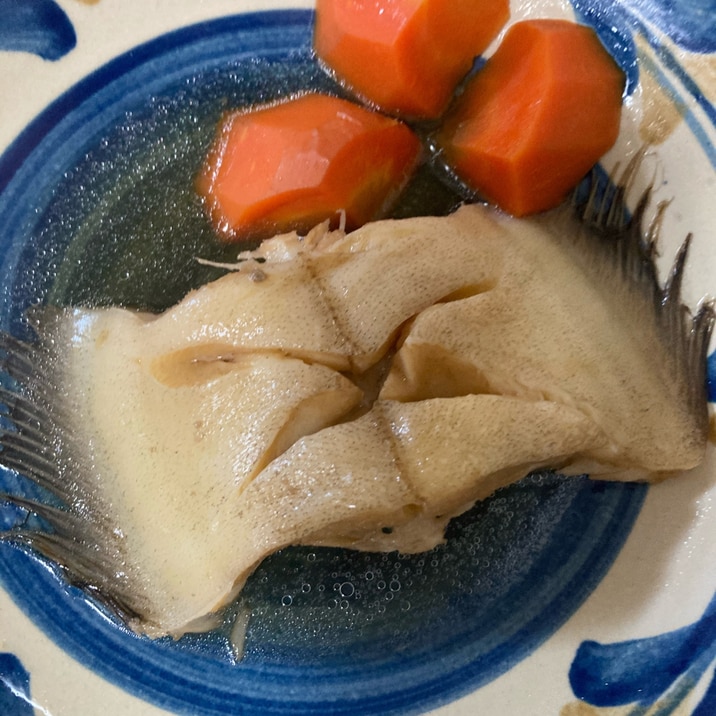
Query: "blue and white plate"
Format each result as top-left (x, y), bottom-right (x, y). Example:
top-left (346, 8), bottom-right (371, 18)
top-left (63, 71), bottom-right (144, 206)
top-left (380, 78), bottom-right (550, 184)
top-left (0, 2), bottom-right (714, 714)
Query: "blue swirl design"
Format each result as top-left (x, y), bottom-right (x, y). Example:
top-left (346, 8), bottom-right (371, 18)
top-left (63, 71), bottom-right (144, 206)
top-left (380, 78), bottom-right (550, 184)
top-left (707, 350), bottom-right (716, 401)
top-left (571, 0), bottom-right (716, 58)
top-left (569, 591), bottom-right (716, 714)
top-left (0, 12), bottom-right (649, 714)
top-left (569, 355), bottom-right (716, 713)
top-left (0, 653), bottom-right (34, 716)
top-left (569, 0), bottom-right (716, 171)
top-left (0, 6), bottom-right (713, 716)
top-left (0, 0), bottom-right (76, 61)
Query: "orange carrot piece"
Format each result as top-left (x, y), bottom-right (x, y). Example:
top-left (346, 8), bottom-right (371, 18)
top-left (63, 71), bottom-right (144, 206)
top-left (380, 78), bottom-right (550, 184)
top-left (435, 19), bottom-right (625, 216)
top-left (196, 92), bottom-right (421, 242)
top-left (314, 0), bottom-right (510, 119)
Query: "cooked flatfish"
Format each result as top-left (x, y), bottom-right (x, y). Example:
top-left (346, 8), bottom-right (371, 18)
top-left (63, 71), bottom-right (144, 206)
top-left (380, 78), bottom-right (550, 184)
top-left (0, 177), bottom-right (712, 636)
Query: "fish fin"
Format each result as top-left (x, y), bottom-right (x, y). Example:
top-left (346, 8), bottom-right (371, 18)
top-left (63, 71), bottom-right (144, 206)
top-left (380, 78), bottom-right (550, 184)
top-left (0, 321), bottom-right (148, 627)
top-left (569, 153), bottom-right (715, 430)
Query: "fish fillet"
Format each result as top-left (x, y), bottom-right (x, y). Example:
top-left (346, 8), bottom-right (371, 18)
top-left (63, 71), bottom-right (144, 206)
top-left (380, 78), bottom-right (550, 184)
top-left (0, 196), bottom-right (711, 636)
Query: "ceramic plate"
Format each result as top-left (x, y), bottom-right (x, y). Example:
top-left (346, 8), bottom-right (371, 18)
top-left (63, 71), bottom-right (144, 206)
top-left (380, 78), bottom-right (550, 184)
top-left (0, 2), bottom-right (714, 715)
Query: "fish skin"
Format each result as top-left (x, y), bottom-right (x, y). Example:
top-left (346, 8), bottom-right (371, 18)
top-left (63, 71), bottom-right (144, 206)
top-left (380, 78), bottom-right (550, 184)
top-left (382, 204), bottom-right (709, 477)
top-left (53, 306), bottom-right (365, 634)
top-left (148, 211), bottom-right (501, 372)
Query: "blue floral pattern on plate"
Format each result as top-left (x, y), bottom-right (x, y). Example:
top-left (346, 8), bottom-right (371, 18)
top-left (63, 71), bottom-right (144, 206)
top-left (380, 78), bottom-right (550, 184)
top-left (564, 3), bottom-right (716, 709)
top-left (570, 591), bottom-right (716, 714)
top-left (0, 3), bottom-right (714, 715)
top-left (570, 0), bottom-right (716, 168)
top-left (0, 0), bottom-right (76, 60)
top-left (0, 9), bottom-right (649, 715)
top-left (572, 0), bottom-right (716, 58)
top-left (0, 653), bottom-right (34, 716)
top-left (566, 358), bottom-right (716, 715)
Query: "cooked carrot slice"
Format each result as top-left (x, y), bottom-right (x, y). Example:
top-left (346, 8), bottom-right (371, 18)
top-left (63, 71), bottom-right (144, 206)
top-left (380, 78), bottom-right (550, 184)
top-left (314, 0), bottom-right (510, 119)
top-left (435, 19), bottom-right (625, 216)
top-left (196, 92), bottom-right (421, 242)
